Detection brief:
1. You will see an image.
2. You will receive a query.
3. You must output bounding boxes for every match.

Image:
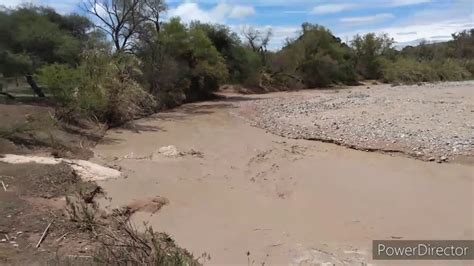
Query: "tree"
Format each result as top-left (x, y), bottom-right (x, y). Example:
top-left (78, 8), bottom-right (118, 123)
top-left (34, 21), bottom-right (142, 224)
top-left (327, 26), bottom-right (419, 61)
top-left (190, 23), bottom-right (259, 84)
top-left (83, 0), bottom-right (168, 53)
top-left (242, 26), bottom-right (272, 64)
top-left (0, 6), bottom-right (91, 97)
top-left (141, 0), bottom-right (167, 33)
top-left (83, 0), bottom-right (144, 52)
top-left (452, 29), bottom-right (474, 58)
top-left (270, 23), bottom-right (357, 88)
top-left (351, 33), bottom-right (394, 79)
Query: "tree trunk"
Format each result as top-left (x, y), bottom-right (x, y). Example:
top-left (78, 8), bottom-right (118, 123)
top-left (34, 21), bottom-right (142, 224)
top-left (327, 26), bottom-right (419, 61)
top-left (0, 92), bottom-right (15, 99)
top-left (25, 74), bottom-right (45, 97)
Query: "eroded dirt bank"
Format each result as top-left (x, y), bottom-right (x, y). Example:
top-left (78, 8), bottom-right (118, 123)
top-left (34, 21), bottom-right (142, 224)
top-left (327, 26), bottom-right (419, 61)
top-left (93, 96), bottom-right (474, 265)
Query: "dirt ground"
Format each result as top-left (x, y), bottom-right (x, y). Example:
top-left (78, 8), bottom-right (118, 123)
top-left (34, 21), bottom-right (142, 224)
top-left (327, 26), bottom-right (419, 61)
top-left (0, 101), bottom-right (105, 159)
top-left (0, 162), bottom-right (101, 265)
top-left (93, 92), bottom-right (473, 265)
top-left (0, 102), bottom-right (105, 264)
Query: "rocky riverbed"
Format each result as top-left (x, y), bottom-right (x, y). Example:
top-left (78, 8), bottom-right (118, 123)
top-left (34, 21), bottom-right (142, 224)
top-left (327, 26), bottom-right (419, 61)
top-left (238, 81), bottom-right (474, 163)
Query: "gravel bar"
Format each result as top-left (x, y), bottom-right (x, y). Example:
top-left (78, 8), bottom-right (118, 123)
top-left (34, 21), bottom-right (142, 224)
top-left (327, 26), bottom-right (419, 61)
top-left (238, 81), bottom-right (474, 163)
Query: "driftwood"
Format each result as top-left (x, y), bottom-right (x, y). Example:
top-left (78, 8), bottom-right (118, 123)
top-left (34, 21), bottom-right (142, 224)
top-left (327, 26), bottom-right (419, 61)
top-left (36, 222), bottom-right (52, 248)
top-left (1, 181), bottom-right (6, 192)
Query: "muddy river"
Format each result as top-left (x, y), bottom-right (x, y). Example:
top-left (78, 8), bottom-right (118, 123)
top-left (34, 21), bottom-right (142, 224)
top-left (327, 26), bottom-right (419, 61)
top-left (93, 98), bottom-right (473, 265)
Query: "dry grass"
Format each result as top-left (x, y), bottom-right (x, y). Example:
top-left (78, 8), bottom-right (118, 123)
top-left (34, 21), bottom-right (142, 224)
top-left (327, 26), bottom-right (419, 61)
top-left (64, 193), bottom-right (200, 265)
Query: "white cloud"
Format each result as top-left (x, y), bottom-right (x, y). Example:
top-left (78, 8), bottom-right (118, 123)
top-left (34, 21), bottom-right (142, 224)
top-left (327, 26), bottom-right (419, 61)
top-left (168, 2), bottom-right (217, 23)
top-left (338, 18), bottom-right (473, 48)
top-left (0, 0), bottom-right (19, 5)
top-left (229, 5), bottom-right (255, 19)
top-left (168, 2), bottom-right (255, 24)
top-left (167, 0), bottom-right (432, 8)
top-left (340, 13), bottom-right (395, 25)
top-left (389, 0), bottom-right (432, 6)
top-left (312, 4), bottom-right (355, 14)
top-left (0, 0), bottom-right (80, 13)
top-left (0, 0), bottom-right (33, 7)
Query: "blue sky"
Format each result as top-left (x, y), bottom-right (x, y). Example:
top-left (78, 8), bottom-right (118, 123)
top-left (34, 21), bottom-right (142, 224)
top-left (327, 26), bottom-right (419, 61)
top-left (1, 0), bottom-right (473, 49)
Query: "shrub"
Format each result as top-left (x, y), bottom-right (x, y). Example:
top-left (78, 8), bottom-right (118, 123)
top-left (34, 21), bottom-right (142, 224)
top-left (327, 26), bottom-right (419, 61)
top-left (432, 59), bottom-right (471, 81)
top-left (102, 54), bottom-right (156, 125)
top-left (380, 58), bottom-right (471, 84)
top-left (38, 50), bottom-right (156, 125)
top-left (37, 64), bottom-right (83, 104)
top-left (465, 60), bottom-right (474, 76)
top-left (94, 216), bottom-right (200, 265)
top-left (380, 58), bottom-right (439, 84)
top-left (300, 54), bottom-right (339, 87)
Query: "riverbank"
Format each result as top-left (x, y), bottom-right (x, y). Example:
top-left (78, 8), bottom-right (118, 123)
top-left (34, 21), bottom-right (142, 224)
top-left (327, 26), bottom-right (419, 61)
top-left (93, 93), bottom-right (473, 264)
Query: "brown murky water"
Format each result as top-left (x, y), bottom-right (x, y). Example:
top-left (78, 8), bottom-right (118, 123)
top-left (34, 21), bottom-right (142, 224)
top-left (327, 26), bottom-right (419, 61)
top-left (94, 100), bottom-right (474, 265)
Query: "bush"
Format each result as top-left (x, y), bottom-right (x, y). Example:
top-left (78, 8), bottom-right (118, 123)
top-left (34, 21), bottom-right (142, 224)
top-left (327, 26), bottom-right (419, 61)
top-left (103, 54), bottom-right (157, 125)
top-left (38, 50), bottom-right (156, 125)
top-left (38, 64), bottom-right (82, 103)
top-left (380, 58), bottom-right (471, 84)
top-left (433, 59), bottom-right (471, 81)
top-left (300, 54), bottom-right (340, 87)
top-left (380, 58), bottom-right (439, 84)
top-left (94, 216), bottom-right (200, 265)
top-left (465, 60), bottom-right (474, 76)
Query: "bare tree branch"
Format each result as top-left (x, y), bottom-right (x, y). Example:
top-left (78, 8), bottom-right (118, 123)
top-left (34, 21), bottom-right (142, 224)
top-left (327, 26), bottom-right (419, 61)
top-left (83, 0), bottom-right (155, 53)
top-left (242, 26), bottom-right (273, 63)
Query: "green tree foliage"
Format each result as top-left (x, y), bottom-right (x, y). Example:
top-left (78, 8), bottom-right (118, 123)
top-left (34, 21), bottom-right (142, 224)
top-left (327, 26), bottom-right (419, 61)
top-left (270, 23), bottom-right (357, 88)
top-left (186, 26), bottom-right (229, 100)
top-left (383, 28), bottom-right (474, 83)
top-left (37, 64), bottom-right (83, 104)
top-left (452, 29), bottom-right (474, 58)
top-left (402, 29), bottom-right (474, 60)
top-left (351, 33), bottom-right (395, 79)
top-left (0, 6), bottom-right (91, 70)
top-left (0, 6), bottom-right (92, 96)
top-left (137, 18), bottom-right (228, 105)
top-left (380, 58), bottom-right (471, 84)
top-left (190, 23), bottom-right (261, 85)
top-left (38, 49), bottom-right (156, 125)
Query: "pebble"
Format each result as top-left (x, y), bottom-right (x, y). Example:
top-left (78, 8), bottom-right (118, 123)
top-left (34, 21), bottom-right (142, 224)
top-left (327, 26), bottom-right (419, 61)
top-left (240, 81), bottom-right (473, 160)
